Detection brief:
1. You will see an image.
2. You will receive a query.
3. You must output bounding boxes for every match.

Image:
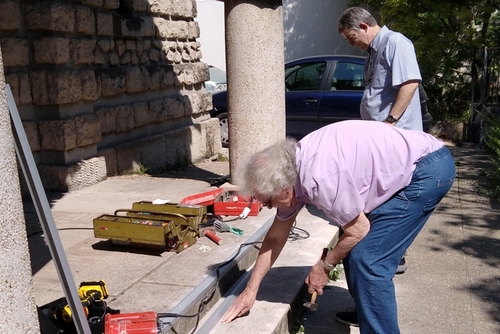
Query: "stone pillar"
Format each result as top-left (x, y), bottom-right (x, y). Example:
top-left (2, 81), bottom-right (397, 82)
top-left (224, 0), bottom-right (286, 184)
top-left (0, 48), bottom-right (40, 331)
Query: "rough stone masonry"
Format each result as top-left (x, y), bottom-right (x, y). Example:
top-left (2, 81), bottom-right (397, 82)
top-left (0, 0), bottom-right (221, 192)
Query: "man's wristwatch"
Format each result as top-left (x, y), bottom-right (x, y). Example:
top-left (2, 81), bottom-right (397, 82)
top-left (385, 115), bottom-right (399, 124)
top-left (323, 260), bottom-right (336, 272)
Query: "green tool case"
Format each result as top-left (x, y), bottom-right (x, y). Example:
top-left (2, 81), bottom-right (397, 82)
top-left (93, 202), bottom-right (207, 253)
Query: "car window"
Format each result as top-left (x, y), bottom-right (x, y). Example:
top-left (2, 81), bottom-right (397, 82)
top-left (331, 62), bottom-right (364, 91)
top-left (206, 65), bottom-right (227, 93)
top-left (285, 61), bottom-right (327, 91)
top-left (208, 66), bottom-right (227, 83)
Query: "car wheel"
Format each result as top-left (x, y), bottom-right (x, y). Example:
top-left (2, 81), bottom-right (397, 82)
top-left (217, 112), bottom-right (229, 147)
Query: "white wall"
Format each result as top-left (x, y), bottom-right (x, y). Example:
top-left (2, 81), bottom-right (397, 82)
top-left (283, 0), bottom-right (364, 62)
top-left (196, 0), bottom-right (226, 70)
top-left (195, 0), bottom-right (364, 70)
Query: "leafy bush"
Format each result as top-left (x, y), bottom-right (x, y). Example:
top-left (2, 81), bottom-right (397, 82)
top-left (328, 264), bottom-right (344, 281)
top-left (482, 113), bottom-right (500, 197)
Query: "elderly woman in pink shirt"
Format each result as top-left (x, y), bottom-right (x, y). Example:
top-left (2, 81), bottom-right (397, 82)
top-left (221, 120), bottom-right (455, 334)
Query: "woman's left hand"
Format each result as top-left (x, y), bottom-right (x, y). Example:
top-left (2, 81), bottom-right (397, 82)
top-left (304, 260), bottom-right (329, 295)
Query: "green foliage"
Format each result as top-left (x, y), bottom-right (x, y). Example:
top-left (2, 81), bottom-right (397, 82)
top-left (139, 150), bottom-right (192, 175)
top-left (349, 0), bottom-right (500, 122)
top-left (328, 264), bottom-right (344, 281)
top-left (482, 113), bottom-right (500, 198)
top-left (137, 164), bottom-right (150, 175)
top-left (175, 150), bottom-right (192, 169)
top-left (214, 153), bottom-right (229, 162)
top-left (290, 320), bottom-right (305, 334)
top-left (165, 150), bottom-right (192, 171)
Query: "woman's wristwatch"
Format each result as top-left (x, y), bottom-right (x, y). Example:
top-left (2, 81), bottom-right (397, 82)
top-left (323, 259), bottom-right (336, 272)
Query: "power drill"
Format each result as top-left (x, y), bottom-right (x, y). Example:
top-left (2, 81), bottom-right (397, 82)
top-left (54, 280), bottom-right (109, 324)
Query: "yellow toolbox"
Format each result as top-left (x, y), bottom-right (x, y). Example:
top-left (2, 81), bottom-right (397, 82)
top-left (93, 202), bottom-right (206, 252)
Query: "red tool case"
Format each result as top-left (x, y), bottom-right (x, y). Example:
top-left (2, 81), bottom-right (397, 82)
top-left (104, 311), bottom-right (158, 333)
top-left (181, 188), bottom-right (262, 216)
top-left (180, 188), bottom-right (223, 207)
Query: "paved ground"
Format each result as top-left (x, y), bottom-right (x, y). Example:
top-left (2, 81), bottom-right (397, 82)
top-left (27, 143), bottom-right (500, 333)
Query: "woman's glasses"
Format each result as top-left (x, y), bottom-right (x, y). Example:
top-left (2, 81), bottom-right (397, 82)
top-left (263, 195), bottom-right (273, 208)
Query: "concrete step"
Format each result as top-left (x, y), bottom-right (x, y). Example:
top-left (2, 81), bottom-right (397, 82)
top-left (183, 205), bottom-right (340, 334)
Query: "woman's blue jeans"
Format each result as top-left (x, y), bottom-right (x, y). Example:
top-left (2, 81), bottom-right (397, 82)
top-left (342, 146), bottom-right (456, 334)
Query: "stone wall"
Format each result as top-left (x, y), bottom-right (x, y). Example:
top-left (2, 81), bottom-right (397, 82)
top-left (0, 0), bottom-right (221, 192)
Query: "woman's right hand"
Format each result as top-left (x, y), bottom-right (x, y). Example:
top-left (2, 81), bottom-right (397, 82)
top-left (220, 287), bottom-right (258, 323)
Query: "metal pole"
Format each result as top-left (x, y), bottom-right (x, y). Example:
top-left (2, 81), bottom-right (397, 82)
top-left (481, 46), bottom-right (488, 104)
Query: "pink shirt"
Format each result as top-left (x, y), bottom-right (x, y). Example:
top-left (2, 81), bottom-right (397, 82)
top-left (277, 120), bottom-right (444, 226)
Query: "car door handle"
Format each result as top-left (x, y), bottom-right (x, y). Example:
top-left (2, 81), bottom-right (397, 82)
top-left (303, 98), bottom-right (318, 103)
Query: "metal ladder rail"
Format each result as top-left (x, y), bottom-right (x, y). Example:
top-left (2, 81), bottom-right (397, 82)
top-left (194, 262), bottom-right (253, 333)
top-left (7, 85), bottom-right (92, 334)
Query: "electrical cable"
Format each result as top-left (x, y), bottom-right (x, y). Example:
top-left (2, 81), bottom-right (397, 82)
top-left (87, 300), bottom-right (107, 325)
top-left (221, 216), bottom-right (240, 222)
top-left (288, 220), bottom-right (310, 241)
top-left (27, 227), bottom-right (94, 239)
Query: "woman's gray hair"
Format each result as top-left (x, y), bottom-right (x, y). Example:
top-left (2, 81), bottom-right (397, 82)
top-left (337, 7), bottom-right (378, 33)
top-left (240, 137), bottom-right (298, 198)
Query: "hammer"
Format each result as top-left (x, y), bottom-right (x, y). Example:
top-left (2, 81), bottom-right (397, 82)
top-left (303, 291), bottom-right (318, 311)
top-left (303, 247), bottom-right (328, 311)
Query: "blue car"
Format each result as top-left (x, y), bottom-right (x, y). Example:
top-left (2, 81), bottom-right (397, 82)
top-left (211, 55), bottom-right (366, 147)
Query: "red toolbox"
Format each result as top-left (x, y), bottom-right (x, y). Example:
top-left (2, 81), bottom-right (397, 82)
top-left (213, 193), bottom-right (262, 216)
top-left (181, 188), bottom-right (262, 216)
top-left (180, 188), bottom-right (223, 207)
top-left (105, 311), bottom-right (158, 334)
